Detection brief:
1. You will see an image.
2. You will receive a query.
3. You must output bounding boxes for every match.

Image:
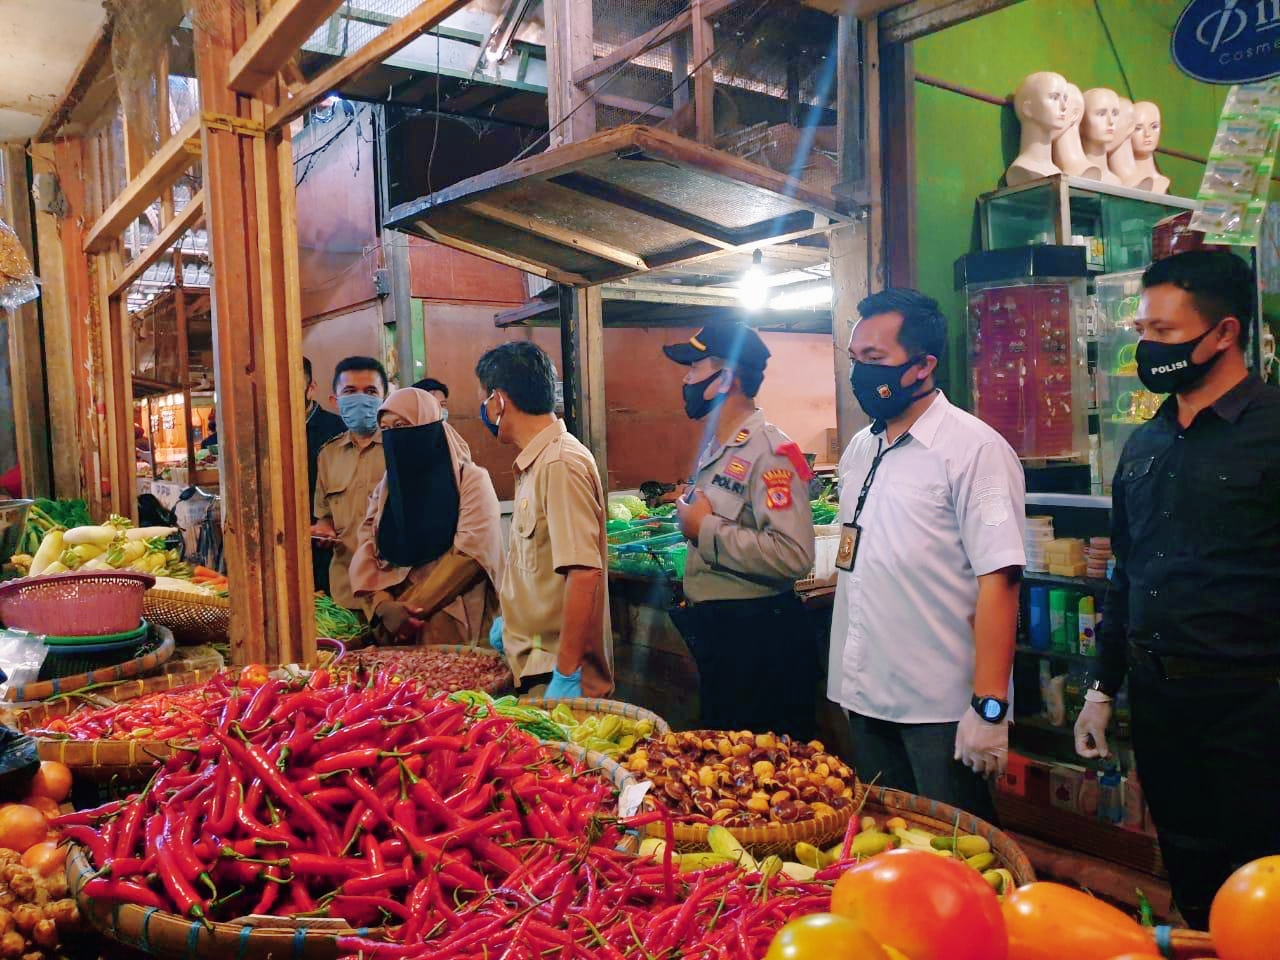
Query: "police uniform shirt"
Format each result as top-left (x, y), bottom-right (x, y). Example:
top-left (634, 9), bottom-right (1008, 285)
top-left (314, 430), bottom-right (386, 610)
top-left (684, 410), bottom-right (816, 603)
top-left (828, 392), bottom-right (1026, 723)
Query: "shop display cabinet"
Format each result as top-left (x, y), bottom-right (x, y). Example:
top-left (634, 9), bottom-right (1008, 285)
top-left (956, 247), bottom-right (1090, 463)
top-left (979, 176), bottom-right (1196, 275)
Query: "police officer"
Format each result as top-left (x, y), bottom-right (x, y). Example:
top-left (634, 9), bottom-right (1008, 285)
top-left (664, 325), bottom-right (817, 738)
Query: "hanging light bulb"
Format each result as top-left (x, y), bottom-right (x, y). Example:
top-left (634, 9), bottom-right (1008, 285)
top-left (738, 249), bottom-right (767, 311)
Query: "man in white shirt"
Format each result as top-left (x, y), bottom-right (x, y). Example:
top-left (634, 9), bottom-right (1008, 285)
top-left (830, 289), bottom-right (1025, 820)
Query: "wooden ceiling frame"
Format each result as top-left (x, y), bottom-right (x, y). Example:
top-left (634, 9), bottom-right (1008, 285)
top-left (226, 0), bottom-right (348, 95)
top-left (108, 189), bottom-right (206, 297)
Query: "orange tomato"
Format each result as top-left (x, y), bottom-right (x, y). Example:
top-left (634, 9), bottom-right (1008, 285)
top-left (764, 914), bottom-right (890, 960)
top-left (1003, 883), bottom-right (1158, 960)
top-left (1209, 855), bottom-right (1280, 960)
top-left (240, 664), bottom-right (271, 686)
top-left (830, 849), bottom-right (1006, 960)
top-left (0, 805), bottom-right (49, 855)
top-left (28, 760), bottom-right (72, 803)
top-left (24, 795), bottom-right (61, 821)
top-left (20, 841), bottom-right (65, 877)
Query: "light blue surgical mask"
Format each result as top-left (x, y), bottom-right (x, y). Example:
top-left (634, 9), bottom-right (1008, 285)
top-left (338, 393), bottom-right (382, 436)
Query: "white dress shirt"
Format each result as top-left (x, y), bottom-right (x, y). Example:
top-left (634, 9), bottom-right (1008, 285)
top-left (828, 391), bottom-right (1026, 723)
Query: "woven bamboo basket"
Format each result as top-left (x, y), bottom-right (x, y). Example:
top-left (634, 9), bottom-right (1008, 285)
top-left (334, 642), bottom-right (515, 697)
top-left (519, 696), bottom-right (672, 737)
top-left (12, 667), bottom-right (216, 782)
top-left (68, 845), bottom-right (357, 960)
top-left (4, 627), bottom-right (175, 702)
top-left (862, 786), bottom-right (1036, 887)
top-left (549, 739), bottom-right (639, 793)
top-left (1155, 927), bottom-right (1215, 959)
top-left (142, 589), bottom-right (231, 646)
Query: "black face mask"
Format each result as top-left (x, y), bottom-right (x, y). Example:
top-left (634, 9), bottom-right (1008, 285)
top-left (683, 371), bottom-right (728, 421)
top-left (376, 421), bottom-right (460, 569)
top-left (1135, 323), bottom-right (1224, 395)
top-left (850, 356), bottom-right (930, 423)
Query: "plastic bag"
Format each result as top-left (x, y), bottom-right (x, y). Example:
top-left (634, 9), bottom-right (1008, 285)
top-left (0, 629), bottom-right (49, 700)
top-left (0, 726), bottom-right (39, 798)
top-left (0, 217), bottom-right (39, 310)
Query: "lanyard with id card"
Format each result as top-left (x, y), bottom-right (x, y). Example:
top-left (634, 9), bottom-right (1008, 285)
top-left (836, 432), bottom-right (911, 572)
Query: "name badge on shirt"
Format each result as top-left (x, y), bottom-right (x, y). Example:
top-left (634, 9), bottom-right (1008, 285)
top-left (835, 522), bottom-right (860, 572)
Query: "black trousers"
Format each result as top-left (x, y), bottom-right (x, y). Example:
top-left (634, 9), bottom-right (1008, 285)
top-left (1128, 653), bottom-right (1280, 929)
top-left (846, 712), bottom-right (999, 823)
top-left (671, 593), bottom-right (818, 741)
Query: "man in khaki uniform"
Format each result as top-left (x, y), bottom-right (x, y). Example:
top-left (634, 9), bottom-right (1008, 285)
top-left (665, 325), bottom-right (817, 737)
top-left (312, 356), bottom-right (389, 612)
top-left (476, 342), bottom-right (613, 698)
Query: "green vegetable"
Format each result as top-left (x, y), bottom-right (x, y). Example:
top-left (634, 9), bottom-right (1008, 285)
top-left (614, 495), bottom-right (649, 520)
top-left (315, 593), bottom-right (367, 641)
top-left (607, 502), bottom-right (632, 522)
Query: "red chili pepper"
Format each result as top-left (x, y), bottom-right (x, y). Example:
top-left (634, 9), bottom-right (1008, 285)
top-left (154, 837), bottom-right (206, 919)
top-left (61, 823), bottom-right (112, 867)
top-left (285, 852), bottom-right (366, 881)
top-left (341, 867), bottom-right (413, 897)
top-left (313, 746), bottom-right (384, 775)
top-left (82, 876), bottom-right (170, 911)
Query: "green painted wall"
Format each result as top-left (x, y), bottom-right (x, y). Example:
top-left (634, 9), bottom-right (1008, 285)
top-left (912, 0), bottom-right (1237, 395)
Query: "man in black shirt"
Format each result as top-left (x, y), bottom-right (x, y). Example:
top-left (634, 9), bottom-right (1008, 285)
top-left (305, 357), bottom-right (346, 592)
top-left (1075, 250), bottom-right (1280, 928)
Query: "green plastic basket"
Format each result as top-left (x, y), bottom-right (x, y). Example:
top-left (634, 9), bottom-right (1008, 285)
top-left (42, 620), bottom-right (149, 648)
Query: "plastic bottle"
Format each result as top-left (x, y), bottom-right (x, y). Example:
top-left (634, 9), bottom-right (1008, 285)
top-left (1122, 772), bottom-right (1147, 833)
top-left (1098, 768), bottom-right (1124, 824)
top-left (1029, 586), bottom-right (1051, 651)
top-left (1078, 770), bottom-right (1100, 817)
top-left (1049, 589), bottom-right (1070, 653)
top-left (1114, 687), bottom-right (1131, 742)
top-left (1078, 595), bottom-right (1097, 656)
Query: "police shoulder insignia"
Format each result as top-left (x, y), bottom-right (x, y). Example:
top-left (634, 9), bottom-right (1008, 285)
top-left (762, 468), bottom-right (794, 510)
top-left (725, 455), bottom-right (751, 481)
top-left (733, 429), bottom-right (751, 445)
top-left (775, 441), bottom-right (815, 482)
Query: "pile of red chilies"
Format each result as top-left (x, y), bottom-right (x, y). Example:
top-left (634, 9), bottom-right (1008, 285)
top-left (57, 671), bottom-right (617, 928)
top-left (34, 675), bottom-right (242, 741)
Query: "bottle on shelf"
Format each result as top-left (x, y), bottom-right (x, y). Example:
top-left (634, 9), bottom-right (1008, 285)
top-left (1098, 767), bottom-right (1124, 824)
top-left (1078, 595), bottom-right (1097, 656)
top-left (1029, 586), bottom-right (1051, 651)
top-left (1079, 769), bottom-right (1100, 818)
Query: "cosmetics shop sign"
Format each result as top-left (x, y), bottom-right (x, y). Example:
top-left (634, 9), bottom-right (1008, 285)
top-left (1174, 0), bottom-right (1280, 83)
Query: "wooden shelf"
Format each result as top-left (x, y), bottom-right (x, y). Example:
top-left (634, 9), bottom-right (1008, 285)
top-left (995, 794), bottom-right (1164, 878)
top-left (1024, 572), bottom-right (1111, 591)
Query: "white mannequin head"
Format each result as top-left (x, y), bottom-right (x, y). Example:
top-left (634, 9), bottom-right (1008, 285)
top-left (1015, 72), bottom-right (1071, 133)
top-left (1108, 97), bottom-right (1135, 154)
top-left (1064, 83), bottom-right (1084, 125)
top-left (1132, 102), bottom-right (1162, 159)
top-left (1082, 88), bottom-right (1121, 146)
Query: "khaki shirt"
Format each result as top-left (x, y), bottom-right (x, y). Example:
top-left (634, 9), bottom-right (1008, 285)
top-left (314, 430), bottom-right (385, 610)
top-left (501, 420), bottom-right (614, 696)
top-left (684, 409), bottom-right (816, 603)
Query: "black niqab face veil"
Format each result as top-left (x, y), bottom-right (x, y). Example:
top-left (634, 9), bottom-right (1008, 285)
top-left (376, 422), bottom-right (460, 568)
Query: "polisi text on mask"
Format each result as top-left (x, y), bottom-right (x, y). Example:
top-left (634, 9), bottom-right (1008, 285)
top-left (1150, 360), bottom-right (1190, 374)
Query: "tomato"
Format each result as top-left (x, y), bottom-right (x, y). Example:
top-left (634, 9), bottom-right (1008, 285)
top-left (829, 849), bottom-right (1006, 960)
top-left (1003, 883), bottom-right (1158, 960)
top-left (764, 914), bottom-right (890, 960)
top-left (239, 664), bottom-right (271, 686)
top-left (1209, 855), bottom-right (1280, 960)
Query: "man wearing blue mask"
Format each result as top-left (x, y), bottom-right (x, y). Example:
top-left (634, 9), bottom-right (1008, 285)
top-left (830, 289), bottom-right (1025, 822)
top-left (313, 356), bottom-right (389, 612)
top-left (475, 342), bottom-right (614, 699)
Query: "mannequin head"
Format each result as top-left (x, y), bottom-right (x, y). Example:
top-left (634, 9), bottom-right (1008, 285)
top-left (1082, 88), bottom-right (1121, 146)
top-left (1108, 97), bottom-right (1135, 154)
top-left (1014, 72), bottom-right (1071, 132)
top-left (1132, 102), bottom-right (1162, 159)
top-left (1064, 83), bottom-right (1084, 125)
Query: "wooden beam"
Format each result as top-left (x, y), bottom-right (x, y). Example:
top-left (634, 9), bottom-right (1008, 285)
top-left (544, 0), bottom-right (596, 146)
top-left (558, 285), bottom-right (607, 483)
top-left (36, 19), bottom-right (114, 141)
top-left (691, 0), bottom-right (715, 145)
top-left (228, 0), bottom-right (346, 95)
top-left (879, 0), bottom-right (1025, 45)
top-left (864, 16), bottom-right (884, 290)
top-left (410, 218), bottom-right (594, 285)
top-left (1, 147), bottom-right (51, 497)
top-left (95, 255), bottom-right (136, 519)
top-left (880, 36), bottom-right (916, 287)
top-left (467, 199), bottom-right (648, 270)
top-left (549, 171), bottom-right (738, 248)
top-left (830, 223), bottom-right (870, 447)
top-left (592, 93), bottom-right (673, 120)
top-left (572, 9), bottom-right (692, 86)
top-left (267, 0), bottom-right (471, 131)
top-left (83, 113), bottom-right (202, 252)
top-left (109, 190), bottom-right (205, 297)
top-left (196, 1), bottom-right (318, 666)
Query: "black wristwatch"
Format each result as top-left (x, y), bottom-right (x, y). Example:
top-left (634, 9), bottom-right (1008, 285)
top-left (971, 695), bottom-right (1009, 724)
top-left (1089, 679), bottom-right (1118, 698)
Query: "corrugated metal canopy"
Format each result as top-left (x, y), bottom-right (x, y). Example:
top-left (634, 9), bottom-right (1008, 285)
top-left (386, 124), bottom-right (851, 285)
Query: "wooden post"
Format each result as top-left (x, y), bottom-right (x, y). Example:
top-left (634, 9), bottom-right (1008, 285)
top-left (29, 143), bottom-right (82, 500)
top-left (830, 223), bottom-right (870, 448)
top-left (1, 146), bottom-right (52, 497)
top-left (544, 0), bottom-right (595, 146)
top-left (97, 257), bottom-right (136, 519)
top-left (879, 37), bottom-right (916, 289)
top-left (691, 0), bottom-right (715, 145)
top-left (557, 285), bottom-right (607, 483)
top-left (195, 3), bottom-right (315, 667)
top-left (382, 230), bottom-right (416, 385)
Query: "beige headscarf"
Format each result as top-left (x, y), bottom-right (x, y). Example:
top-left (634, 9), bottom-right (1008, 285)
top-left (349, 388), bottom-right (504, 642)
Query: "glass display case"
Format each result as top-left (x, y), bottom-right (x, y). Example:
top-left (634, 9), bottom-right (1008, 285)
top-left (1094, 270), bottom-right (1166, 493)
top-left (958, 248), bottom-right (1090, 463)
top-left (979, 176), bottom-right (1196, 274)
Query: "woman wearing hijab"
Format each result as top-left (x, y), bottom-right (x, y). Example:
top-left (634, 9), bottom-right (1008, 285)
top-left (350, 388), bottom-right (504, 645)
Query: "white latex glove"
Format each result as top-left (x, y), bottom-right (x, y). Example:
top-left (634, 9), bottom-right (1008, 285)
top-left (954, 707), bottom-right (1009, 778)
top-left (1074, 697), bottom-right (1114, 759)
